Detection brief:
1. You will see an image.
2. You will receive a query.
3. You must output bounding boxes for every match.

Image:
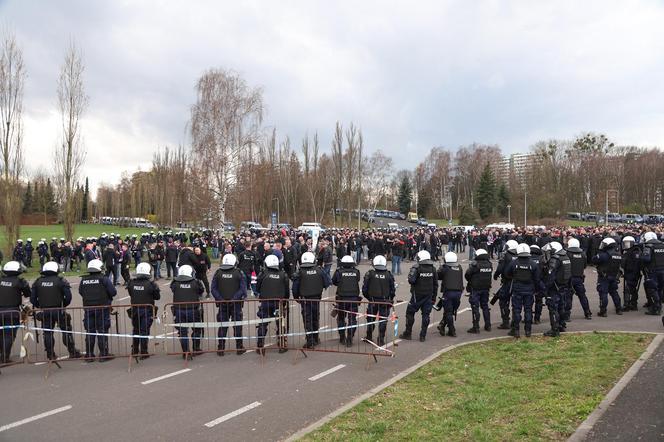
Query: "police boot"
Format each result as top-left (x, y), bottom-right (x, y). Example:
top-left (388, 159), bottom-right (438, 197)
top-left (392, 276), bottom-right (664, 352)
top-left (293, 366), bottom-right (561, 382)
top-left (497, 307), bottom-right (510, 329)
top-left (192, 340), bottom-right (203, 356)
top-left (131, 338), bottom-right (140, 356)
top-left (467, 312), bottom-right (480, 334)
top-left (365, 330), bottom-right (373, 342)
top-left (339, 330), bottom-right (346, 344)
top-left (544, 311), bottom-right (559, 337)
top-left (508, 320), bottom-right (517, 336)
top-left (345, 335), bottom-right (353, 347)
top-left (524, 323), bottom-right (532, 338)
top-left (437, 317), bottom-right (447, 336)
top-left (99, 342), bottom-right (115, 362)
top-left (399, 315), bottom-right (414, 340)
top-left (615, 307), bottom-right (623, 315)
top-left (597, 309), bottom-right (607, 317)
top-left (236, 342), bottom-right (246, 356)
top-left (140, 341), bottom-right (150, 360)
top-left (217, 341), bottom-right (225, 356)
top-left (446, 324), bottom-right (456, 337)
top-left (533, 315), bottom-right (540, 325)
top-left (377, 333), bottom-right (386, 347)
top-left (65, 336), bottom-right (82, 359)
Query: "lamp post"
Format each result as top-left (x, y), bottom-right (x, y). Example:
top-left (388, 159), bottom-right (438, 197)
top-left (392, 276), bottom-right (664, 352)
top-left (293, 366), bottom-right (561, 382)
top-left (507, 204), bottom-right (511, 224)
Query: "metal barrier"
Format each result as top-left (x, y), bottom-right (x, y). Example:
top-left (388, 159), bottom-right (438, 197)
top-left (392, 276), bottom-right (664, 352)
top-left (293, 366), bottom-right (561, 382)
top-left (162, 298), bottom-right (397, 364)
top-left (0, 307), bottom-right (27, 372)
top-left (0, 298), bottom-right (397, 376)
top-left (26, 304), bottom-right (157, 376)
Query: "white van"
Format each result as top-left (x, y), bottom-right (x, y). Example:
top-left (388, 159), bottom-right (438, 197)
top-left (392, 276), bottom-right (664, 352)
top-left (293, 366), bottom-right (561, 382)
top-left (387, 222), bottom-right (399, 230)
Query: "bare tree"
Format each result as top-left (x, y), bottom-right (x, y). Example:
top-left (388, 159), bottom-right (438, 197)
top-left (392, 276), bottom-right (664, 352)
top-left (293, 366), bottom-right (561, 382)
top-left (190, 69), bottom-right (263, 222)
top-left (54, 41), bottom-right (88, 241)
top-left (0, 31), bottom-right (25, 254)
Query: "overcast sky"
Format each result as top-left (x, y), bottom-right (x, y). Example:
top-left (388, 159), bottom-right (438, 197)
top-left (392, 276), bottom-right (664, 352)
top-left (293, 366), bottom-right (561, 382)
top-left (3, 0), bottom-right (664, 193)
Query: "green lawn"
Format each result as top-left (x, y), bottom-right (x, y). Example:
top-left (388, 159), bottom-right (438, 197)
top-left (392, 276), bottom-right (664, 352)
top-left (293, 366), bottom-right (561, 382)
top-left (0, 224), bottom-right (154, 245)
top-left (303, 333), bottom-right (652, 442)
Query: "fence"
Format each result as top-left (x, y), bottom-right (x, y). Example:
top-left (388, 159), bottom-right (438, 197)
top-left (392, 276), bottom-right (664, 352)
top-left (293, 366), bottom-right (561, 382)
top-left (1, 298), bottom-right (397, 376)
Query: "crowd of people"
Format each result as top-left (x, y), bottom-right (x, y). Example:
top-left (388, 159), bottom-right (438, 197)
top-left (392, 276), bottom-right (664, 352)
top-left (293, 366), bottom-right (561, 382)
top-left (2, 222), bottom-right (664, 365)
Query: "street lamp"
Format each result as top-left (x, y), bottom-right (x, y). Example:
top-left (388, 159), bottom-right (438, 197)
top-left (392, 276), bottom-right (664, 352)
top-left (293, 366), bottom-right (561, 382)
top-left (507, 205), bottom-right (511, 224)
top-left (271, 198), bottom-right (280, 225)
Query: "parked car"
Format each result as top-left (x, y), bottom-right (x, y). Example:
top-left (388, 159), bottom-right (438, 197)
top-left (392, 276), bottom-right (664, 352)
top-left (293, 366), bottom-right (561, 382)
top-left (222, 222), bottom-right (235, 232)
top-left (240, 221), bottom-right (267, 232)
top-left (623, 213), bottom-right (644, 224)
top-left (417, 218), bottom-right (428, 226)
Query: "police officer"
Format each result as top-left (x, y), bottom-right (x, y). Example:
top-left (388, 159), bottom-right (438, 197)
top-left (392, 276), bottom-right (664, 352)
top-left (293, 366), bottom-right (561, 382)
top-left (24, 238), bottom-right (33, 268)
top-left (332, 255), bottom-right (362, 347)
top-left (31, 261), bottom-right (82, 360)
top-left (211, 254), bottom-right (247, 356)
top-left (493, 240), bottom-right (519, 330)
top-left (436, 251), bottom-right (464, 337)
top-left (531, 244), bottom-right (546, 324)
top-left (400, 250), bottom-right (438, 342)
top-left (621, 235), bottom-right (641, 312)
top-left (362, 255), bottom-right (395, 346)
top-left (567, 238), bottom-right (592, 320)
top-left (0, 261), bottom-right (30, 363)
top-left (170, 264), bottom-right (205, 359)
top-left (505, 244), bottom-right (539, 338)
top-left (79, 259), bottom-right (117, 362)
top-left (592, 237), bottom-right (624, 317)
top-left (464, 248), bottom-right (492, 333)
top-left (543, 242), bottom-right (571, 336)
top-left (127, 262), bottom-right (160, 359)
top-left (38, 239), bottom-right (50, 266)
top-left (255, 254), bottom-right (290, 355)
top-left (292, 251), bottom-right (331, 349)
top-left (640, 231), bottom-right (664, 316)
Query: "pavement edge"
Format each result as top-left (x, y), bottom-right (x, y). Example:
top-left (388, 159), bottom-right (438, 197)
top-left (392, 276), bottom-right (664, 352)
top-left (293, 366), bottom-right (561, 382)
top-left (567, 332), bottom-right (664, 442)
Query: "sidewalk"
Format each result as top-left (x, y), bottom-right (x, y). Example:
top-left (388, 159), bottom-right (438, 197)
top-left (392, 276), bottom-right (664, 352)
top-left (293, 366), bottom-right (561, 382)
top-left (581, 335), bottom-right (664, 442)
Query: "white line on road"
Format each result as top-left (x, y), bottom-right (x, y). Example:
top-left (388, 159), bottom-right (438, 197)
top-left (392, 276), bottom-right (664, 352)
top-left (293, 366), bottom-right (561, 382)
top-left (141, 368), bottom-right (191, 385)
top-left (0, 405), bottom-right (72, 433)
top-left (428, 307), bottom-right (470, 328)
top-left (118, 296), bottom-right (130, 301)
top-left (394, 301), bottom-right (406, 307)
top-left (308, 364), bottom-right (346, 381)
top-left (204, 401), bottom-right (262, 428)
top-left (155, 331), bottom-right (177, 338)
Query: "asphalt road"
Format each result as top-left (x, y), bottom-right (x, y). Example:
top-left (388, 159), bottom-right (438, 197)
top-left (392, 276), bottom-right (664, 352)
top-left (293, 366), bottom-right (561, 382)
top-left (1, 256), bottom-right (663, 441)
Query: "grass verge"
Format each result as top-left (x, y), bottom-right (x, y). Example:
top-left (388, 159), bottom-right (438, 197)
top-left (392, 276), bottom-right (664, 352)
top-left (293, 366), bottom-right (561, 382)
top-left (302, 333), bottom-right (652, 442)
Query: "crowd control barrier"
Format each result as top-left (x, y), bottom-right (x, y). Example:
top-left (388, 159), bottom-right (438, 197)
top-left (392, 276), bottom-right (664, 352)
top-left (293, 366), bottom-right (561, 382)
top-left (1, 298), bottom-right (398, 377)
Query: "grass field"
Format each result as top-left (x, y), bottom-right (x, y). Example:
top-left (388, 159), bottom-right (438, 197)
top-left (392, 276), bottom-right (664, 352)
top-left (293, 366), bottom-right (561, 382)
top-left (0, 224), bottom-right (153, 245)
top-left (303, 333), bottom-right (652, 442)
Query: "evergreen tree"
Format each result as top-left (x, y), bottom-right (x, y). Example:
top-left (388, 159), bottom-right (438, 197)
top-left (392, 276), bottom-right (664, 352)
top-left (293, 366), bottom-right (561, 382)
top-left (22, 182), bottom-right (33, 215)
top-left (417, 183), bottom-right (433, 218)
top-left (497, 182), bottom-right (510, 216)
top-left (458, 204), bottom-right (479, 225)
top-left (475, 162), bottom-right (497, 220)
top-left (45, 178), bottom-right (57, 215)
top-left (397, 176), bottom-right (413, 215)
top-left (82, 177), bottom-right (89, 221)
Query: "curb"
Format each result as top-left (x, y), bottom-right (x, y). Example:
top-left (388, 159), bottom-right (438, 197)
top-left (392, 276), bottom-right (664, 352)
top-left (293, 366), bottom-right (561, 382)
top-left (285, 331), bottom-right (663, 441)
top-left (567, 333), bottom-right (664, 442)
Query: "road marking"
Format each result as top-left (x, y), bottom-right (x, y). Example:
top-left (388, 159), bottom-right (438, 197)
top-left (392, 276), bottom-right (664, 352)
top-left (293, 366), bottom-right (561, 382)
top-left (308, 364), bottom-right (346, 381)
top-left (428, 307), bottom-right (470, 328)
top-left (247, 343), bottom-right (274, 354)
top-left (118, 296), bottom-right (130, 301)
top-left (204, 401), bottom-right (262, 428)
top-left (141, 368), bottom-right (191, 385)
top-left (0, 405), bottom-right (72, 433)
top-left (155, 331), bottom-right (177, 338)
